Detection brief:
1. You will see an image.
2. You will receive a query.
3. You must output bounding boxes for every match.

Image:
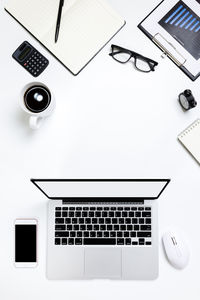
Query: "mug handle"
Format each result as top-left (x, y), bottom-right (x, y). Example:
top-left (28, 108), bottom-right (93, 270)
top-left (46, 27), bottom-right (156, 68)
top-left (29, 116), bottom-right (43, 130)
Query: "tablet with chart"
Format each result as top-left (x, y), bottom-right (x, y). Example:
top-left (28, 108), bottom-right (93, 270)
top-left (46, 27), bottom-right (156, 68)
top-left (138, 0), bottom-right (200, 81)
top-left (159, 1), bottom-right (200, 60)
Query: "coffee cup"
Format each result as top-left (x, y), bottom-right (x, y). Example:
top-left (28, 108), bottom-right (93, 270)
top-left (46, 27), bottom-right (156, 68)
top-left (20, 82), bottom-right (55, 129)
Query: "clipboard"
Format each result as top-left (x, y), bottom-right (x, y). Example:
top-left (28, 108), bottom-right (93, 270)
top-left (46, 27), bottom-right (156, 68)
top-left (138, 0), bottom-right (200, 81)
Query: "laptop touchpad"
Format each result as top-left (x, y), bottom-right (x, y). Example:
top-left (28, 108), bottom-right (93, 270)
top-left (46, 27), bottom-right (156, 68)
top-left (85, 248), bottom-right (121, 278)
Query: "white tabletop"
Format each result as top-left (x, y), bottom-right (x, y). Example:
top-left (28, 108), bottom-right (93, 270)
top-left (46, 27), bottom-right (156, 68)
top-left (0, 0), bottom-right (200, 299)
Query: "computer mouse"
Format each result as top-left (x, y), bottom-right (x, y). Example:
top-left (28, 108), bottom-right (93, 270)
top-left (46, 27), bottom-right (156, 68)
top-left (162, 231), bottom-right (190, 269)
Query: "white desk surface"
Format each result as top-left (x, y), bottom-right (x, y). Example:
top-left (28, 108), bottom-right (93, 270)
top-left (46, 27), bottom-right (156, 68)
top-left (0, 0), bottom-right (200, 299)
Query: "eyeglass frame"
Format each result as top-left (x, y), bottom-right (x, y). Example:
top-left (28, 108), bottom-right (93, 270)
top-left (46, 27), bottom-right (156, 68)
top-left (109, 44), bottom-right (158, 73)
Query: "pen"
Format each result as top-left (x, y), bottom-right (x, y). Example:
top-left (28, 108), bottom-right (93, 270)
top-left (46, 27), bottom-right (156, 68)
top-left (55, 0), bottom-right (64, 43)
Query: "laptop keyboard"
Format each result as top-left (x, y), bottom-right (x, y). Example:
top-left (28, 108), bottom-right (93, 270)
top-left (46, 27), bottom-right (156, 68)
top-left (54, 206), bottom-right (152, 246)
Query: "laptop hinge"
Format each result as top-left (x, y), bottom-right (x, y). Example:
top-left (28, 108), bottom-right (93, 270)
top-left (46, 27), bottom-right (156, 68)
top-left (62, 199), bottom-right (145, 205)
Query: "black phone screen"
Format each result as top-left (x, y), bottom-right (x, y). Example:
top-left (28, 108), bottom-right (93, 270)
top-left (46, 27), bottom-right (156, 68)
top-left (15, 224), bottom-right (37, 262)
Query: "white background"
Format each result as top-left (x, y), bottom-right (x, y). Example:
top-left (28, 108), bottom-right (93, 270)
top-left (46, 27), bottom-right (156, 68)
top-left (0, 0), bottom-right (200, 299)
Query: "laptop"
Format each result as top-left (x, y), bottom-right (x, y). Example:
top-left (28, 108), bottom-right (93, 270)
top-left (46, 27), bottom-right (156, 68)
top-left (31, 179), bottom-right (170, 280)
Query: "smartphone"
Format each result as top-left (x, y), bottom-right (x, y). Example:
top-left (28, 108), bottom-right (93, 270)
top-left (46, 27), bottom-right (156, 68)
top-left (14, 219), bottom-right (37, 267)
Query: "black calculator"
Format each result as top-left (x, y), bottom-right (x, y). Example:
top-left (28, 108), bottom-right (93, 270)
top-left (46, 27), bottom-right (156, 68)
top-left (12, 41), bottom-right (49, 77)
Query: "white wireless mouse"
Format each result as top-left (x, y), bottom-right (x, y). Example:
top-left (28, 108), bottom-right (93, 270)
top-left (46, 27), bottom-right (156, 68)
top-left (162, 231), bottom-right (190, 269)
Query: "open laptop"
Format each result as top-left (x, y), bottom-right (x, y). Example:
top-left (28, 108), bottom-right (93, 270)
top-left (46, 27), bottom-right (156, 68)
top-left (31, 179), bottom-right (170, 280)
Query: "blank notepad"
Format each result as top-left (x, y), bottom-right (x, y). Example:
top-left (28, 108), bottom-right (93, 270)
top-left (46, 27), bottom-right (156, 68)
top-left (178, 119), bottom-right (200, 164)
top-left (5, 0), bottom-right (125, 75)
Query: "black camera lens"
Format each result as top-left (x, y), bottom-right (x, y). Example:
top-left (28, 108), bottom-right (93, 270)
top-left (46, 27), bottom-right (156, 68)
top-left (24, 86), bottom-right (51, 113)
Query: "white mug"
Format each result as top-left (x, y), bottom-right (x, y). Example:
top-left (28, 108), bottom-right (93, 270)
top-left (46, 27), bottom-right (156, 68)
top-left (20, 82), bottom-right (55, 129)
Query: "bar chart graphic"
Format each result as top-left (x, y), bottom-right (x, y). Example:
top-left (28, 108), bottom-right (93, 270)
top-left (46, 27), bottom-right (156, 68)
top-left (159, 1), bottom-right (200, 60)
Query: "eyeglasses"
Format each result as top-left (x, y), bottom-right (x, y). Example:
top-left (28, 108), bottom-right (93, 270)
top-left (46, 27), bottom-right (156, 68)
top-left (109, 44), bottom-right (158, 73)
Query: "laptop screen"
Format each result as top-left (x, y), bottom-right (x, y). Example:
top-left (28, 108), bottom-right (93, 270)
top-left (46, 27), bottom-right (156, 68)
top-left (31, 179), bottom-right (170, 200)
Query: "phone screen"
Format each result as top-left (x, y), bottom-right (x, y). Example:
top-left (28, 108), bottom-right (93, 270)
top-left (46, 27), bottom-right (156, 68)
top-left (15, 224), bottom-right (36, 262)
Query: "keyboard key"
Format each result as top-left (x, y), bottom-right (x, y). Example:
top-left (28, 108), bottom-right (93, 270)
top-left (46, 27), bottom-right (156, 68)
top-left (104, 207), bottom-right (109, 211)
top-left (75, 212), bottom-right (81, 217)
top-left (77, 231), bottom-right (82, 237)
top-left (80, 225), bottom-right (86, 231)
top-left (117, 207), bottom-right (123, 211)
top-left (117, 231), bottom-right (122, 237)
top-left (120, 225), bottom-right (126, 231)
top-left (145, 218), bottom-right (151, 224)
top-left (142, 212), bottom-right (151, 217)
top-left (65, 218), bottom-right (71, 224)
top-left (76, 207), bottom-right (82, 210)
top-left (75, 238), bottom-right (82, 245)
top-left (55, 212), bottom-right (61, 217)
top-left (114, 225), bottom-right (119, 231)
top-left (137, 232), bottom-right (151, 237)
top-left (95, 212), bottom-right (101, 217)
top-left (130, 231), bottom-right (136, 237)
top-left (97, 232), bottom-right (103, 237)
top-left (94, 225), bottom-right (99, 231)
top-left (131, 207), bottom-right (137, 210)
top-left (87, 225), bottom-right (92, 231)
top-left (89, 212), bottom-right (94, 217)
top-left (69, 212), bottom-right (74, 217)
top-left (55, 231), bottom-right (69, 237)
top-left (67, 225), bottom-right (72, 231)
top-left (85, 218), bottom-right (91, 224)
top-left (141, 225), bottom-right (151, 231)
top-left (146, 241), bottom-right (152, 245)
top-left (79, 218), bottom-right (84, 224)
top-left (139, 218), bottom-right (144, 224)
top-left (110, 231), bottom-right (116, 237)
top-left (55, 207), bottom-right (61, 210)
top-left (115, 212), bottom-right (121, 217)
top-left (68, 238), bottom-right (74, 245)
top-left (124, 207), bottom-right (130, 211)
top-left (109, 212), bottom-right (114, 217)
top-left (139, 238), bottom-right (145, 245)
top-left (83, 207), bottom-right (89, 210)
top-left (112, 218), bottom-right (117, 224)
top-left (129, 212), bottom-right (134, 217)
top-left (107, 225), bottom-right (112, 231)
top-left (100, 225), bottom-right (106, 231)
top-left (62, 212), bottom-right (68, 217)
top-left (92, 218), bottom-right (97, 224)
top-left (55, 218), bottom-right (64, 224)
top-left (90, 207), bottom-right (96, 211)
top-left (111, 207), bottom-right (116, 210)
top-left (135, 212), bottom-right (141, 217)
top-left (132, 218), bottom-right (138, 224)
top-left (97, 207), bottom-right (103, 210)
top-left (132, 241), bottom-right (138, 245)
top-left (69, 207), bottom-right (75, 210)
top-left (124, 232), bottom-right (129, 237)
top-left (84, 232), bottom-right (89, 237)
top-left (105, 218), bottom-right (111, 224)
top-left (62, 238), bottom-right (67, 245)
top-left (127, 225), bottom-right (132, 231)
top-left (138, 207), bottom-right (144, 211)
top-left (55, 238), bottom-right (60, 245)
top-left (102, 212), bottom-right (107, 217)
top-left (55, 225), bottom-right (66, 230)
top-left (125, 238), bottom-right (131, 245)
top-left (70, 231), bottom-right (76, 237)
top-left (63, 207), bottom-right (68, 210)
top-left (122, 212), bottom-right (127, 217)
top-left (99, 218), bottom-right (104, 224)
top-left (84, 238), bottom-right (116, 245)
top-left (117, 238), bottom-right (124, 245)
top-left (104, 231), bottom-right (109, 237)
top-left (119, 218), bottom-right (124, 224)
top-left (74, 225), bottom-right (79, 231)
top-left (125, 218), bottom-right (131, 224)
top-left (134, 225), bottom-right (139, 231)
top-left (90, 231), bottom-right (96, 237)
top-left (145, 207), bottom-right (151, 210)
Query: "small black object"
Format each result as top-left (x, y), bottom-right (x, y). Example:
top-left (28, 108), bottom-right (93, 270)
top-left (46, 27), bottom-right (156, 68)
top-left (178, 89), bottom-right (197, 111)
top-left (12, 41), bottom-right (49, 77)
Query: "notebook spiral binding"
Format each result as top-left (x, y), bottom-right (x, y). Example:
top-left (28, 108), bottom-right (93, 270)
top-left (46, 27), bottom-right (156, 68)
top-left (179, 119), bottom-right (200, 138)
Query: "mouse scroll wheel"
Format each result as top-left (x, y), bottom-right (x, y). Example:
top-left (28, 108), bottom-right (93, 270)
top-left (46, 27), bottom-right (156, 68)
top-left (171, 237), bottom-right (177, 245)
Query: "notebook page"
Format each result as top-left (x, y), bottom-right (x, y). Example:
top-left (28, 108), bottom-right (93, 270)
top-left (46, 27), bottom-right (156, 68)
top-left (42, 0), bottom-right (125, 74)
top-left (178, 119), bottom-right (200, 164)
top-left (5, 0), bottom-right (76, 40)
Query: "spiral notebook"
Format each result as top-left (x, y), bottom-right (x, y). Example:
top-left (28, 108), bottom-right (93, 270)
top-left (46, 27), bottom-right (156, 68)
top-left (5, 0), bottom-right (125, 75)
top-left (178, 119), bottom-right (200, 164)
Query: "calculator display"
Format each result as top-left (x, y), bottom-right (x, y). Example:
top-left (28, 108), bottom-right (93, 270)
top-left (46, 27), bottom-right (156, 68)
top-left (18, 46), bottom-right (31, 61)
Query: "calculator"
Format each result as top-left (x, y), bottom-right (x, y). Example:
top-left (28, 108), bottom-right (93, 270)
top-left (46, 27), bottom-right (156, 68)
top-left (12, 41), bottom-right (49, 77)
